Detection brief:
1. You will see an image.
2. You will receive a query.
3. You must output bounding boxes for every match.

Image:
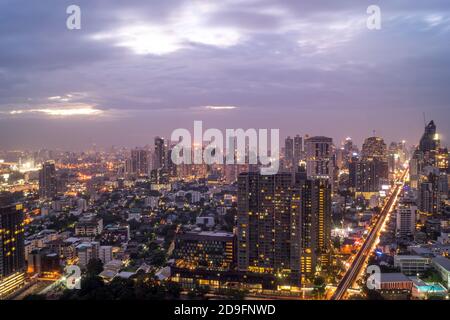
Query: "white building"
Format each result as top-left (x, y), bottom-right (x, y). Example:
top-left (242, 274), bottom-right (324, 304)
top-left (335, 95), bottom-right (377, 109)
top-left (98, 246), bottom-right (113, 265)
top-left (394, 255), bottom-right (431, 275)
top-left (76, 242), bottom-right (100, 268)
top-left (396, 205), bottom-right (417, 238)
top-left (145, 196), bottom-right (159, 209)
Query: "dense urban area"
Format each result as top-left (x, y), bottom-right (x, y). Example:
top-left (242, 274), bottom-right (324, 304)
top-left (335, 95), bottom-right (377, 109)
top-left (0, 121), bottom-right (449, 300)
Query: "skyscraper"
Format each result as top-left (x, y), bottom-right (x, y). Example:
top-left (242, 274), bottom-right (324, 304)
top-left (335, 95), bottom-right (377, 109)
top-left (396, 204), bottom-right (416, 238)
top-left (299, 178), bottom-right (332, 279)
top-left (38, 161), bottom-right (57, 199)
top-left (130, 148), bottom-right (150, 176)
top-left (0, 202), bottom-right (26, 299)
top-left (349, 136), bottom-right (389, 195)
top-left (361, 136), bottom-right (387, 160)
top-left (237, 172), bottom-right (301, 286)
top-left (293, 135), bottom-right (303, 166)
top-left (349, 157), bottom-right (389, 193)
top-left (419, 173), bottom-right (442, 215)
top-left (419, 121), bottom-right (439, 165)
top-left (284, 136), bottom-right (294, 169)
top-left (154, 136), bottom-right (166, 170)
top-left (305, 136), bottom-right (334, 180)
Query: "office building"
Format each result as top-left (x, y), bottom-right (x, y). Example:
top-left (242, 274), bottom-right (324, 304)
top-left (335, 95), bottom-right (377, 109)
top-left (349, 157), bottom-right (389, 193)
top-left (293, 135), bottom-right (303, 166)
top-left (419, 120), bottom-right (440, 166)
top-left (361, 136), bottom-right (387, 160)
top-left (39, 161), bottom-right (57, 199)
top-left (284, 136), bottom-right (294, 169)
top-left (305, 136), bottom-right (334, 180)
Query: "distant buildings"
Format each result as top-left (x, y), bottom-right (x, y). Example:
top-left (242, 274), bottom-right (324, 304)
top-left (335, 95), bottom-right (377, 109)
top-left (128, 148), bottom-right (150, 176)
top-left (419, 120), bottom-right (440, 166)
top-left (349, 157), bottom-right (389, 193)
top-left (154, 136), bottom-right (166, 170)
top-left (305, 136), bottom-right (334, 180)
top-left (39, 161), bottom-right (57, 199)
top-left (349, 136), bottom-right (389, 195)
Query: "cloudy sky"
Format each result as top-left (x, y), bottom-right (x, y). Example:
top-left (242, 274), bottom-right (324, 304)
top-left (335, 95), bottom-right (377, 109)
top-left (0, 0), bottom-right (449, 150)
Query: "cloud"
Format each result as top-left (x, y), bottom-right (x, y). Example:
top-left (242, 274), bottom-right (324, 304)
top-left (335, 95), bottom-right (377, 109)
top-left (1, 0), bottom-right (450, 149)
top-left (5, 104), bottom-right (103, 118)
top-left (90, 1), bottom-right (242, 55)
top-left (203, 105), bottom-right (238, 110)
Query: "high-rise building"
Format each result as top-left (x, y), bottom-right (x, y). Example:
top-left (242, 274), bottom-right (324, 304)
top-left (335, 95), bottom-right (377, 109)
top-left (0, 202), bottom-right (26, 299)
top-left (396, 204), bottom-right (417, 238)
top-left (299, 178), bottom-right (332, 279)
top-left (154, 137), bottom-right (166, 170)
top-left (237, 172), bottom-right (301, 286)
top-left (419, 120), bottom-right (440, 166)
top-left (130, 148), bottom-right (150, 176)
top-left (293, 135), bottom-right (303, 166)
top-left (39, 161), bottom-right (57, 199)
top-left (284, 136), bottom-right (294, 169)
top-left (418, 174), bottom-right (441, 215)
top-left (349, 136), bottom-right (389, 195)
top-left (305, 136), bottom-right (334, 180)
top-left (349, 157), bottom-right (389, 193)
top-left (361, 136), bottom-right (387, 160)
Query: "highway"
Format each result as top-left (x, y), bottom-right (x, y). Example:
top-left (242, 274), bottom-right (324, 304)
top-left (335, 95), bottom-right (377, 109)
top-left (330, 168), bottom-right (408, 300)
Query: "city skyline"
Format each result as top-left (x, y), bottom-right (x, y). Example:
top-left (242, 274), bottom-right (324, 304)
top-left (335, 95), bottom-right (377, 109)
top-left (1, 1), bottom-right (450, 150)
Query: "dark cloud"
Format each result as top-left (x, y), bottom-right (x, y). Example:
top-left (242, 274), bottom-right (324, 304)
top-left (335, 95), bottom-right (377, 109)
top-left (0, 0), bottom-right (449, 149)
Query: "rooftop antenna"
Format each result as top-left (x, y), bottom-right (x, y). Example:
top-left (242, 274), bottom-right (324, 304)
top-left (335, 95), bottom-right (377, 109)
top-left (423, 112), bottom-right (426, 127)
top-left (372, 129), bottom-right (376, 137)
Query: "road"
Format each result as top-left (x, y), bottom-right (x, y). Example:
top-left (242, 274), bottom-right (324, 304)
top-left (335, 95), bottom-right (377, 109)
top-left (330, 168), bottom-right (408, 300)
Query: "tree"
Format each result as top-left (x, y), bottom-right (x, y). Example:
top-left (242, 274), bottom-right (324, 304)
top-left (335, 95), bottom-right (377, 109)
top-left (312, 276), bottom-right (326, 298)
top-left (86, 258), bottom-right (104, 277)
top-left (165, 281), bottom-right (181, 299)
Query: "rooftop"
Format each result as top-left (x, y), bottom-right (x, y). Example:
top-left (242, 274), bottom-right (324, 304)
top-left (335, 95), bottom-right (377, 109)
top-left (432, 256), bottom-right (450, 272)
top-left (379, 273), bottom-right (412, 283)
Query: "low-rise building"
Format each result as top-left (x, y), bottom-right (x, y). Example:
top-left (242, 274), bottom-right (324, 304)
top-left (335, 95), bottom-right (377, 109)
top-left (431, 256), bottom-right (450, 289)
top-left (394, 255), bottom-right (431, 275)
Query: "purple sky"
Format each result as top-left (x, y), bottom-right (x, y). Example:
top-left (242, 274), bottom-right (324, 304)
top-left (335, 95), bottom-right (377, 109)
top-left (0, 0), bottom-right (449, 150)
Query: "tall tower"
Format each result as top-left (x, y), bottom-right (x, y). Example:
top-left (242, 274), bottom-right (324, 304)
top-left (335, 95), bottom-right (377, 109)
top-left (237, 172), bottom-right (301, 286)
top-left (284, 136), bottom-right (294, 169)
top-left (419, 120), bottom-right (440, 166)
top-left (154, 137), bottom-right (166, 170)
top-left (130, 148), bottom-right (150, 176)
top-left (38, 161), bottom-right (57, 199)
top-left (361, 136), bottom-right (387, 160)
top-left (0, 202), bottom-right (26, 299)
top-left (293, 135), bottom-right (303, 166)
top-left (299, 179), bottom-right (332, 279)
top-left (304, 136), bottom-right (334, 180)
